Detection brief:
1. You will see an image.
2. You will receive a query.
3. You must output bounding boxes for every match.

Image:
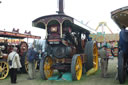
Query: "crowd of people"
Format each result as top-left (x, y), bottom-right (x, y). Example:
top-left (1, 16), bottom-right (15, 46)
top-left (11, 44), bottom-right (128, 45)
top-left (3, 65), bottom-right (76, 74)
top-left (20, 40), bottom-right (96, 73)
top-left (6, 41), bottom-right (117, 84)
top-left (7, 43), bottom-right (43, 84)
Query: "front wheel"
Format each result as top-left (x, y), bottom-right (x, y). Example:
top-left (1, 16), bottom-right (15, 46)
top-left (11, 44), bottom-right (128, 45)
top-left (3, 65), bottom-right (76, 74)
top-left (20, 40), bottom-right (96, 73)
top-left (40, 56), bottom-right (53, 80)
top-left (23, 52), bottom-right (38, 73)
top-left (25, 60), bottom-right (38, 72)
top-left (71, 54), bottom-right (82, 80)
top-left (85, 41), bottom-right (98, 71)
top-left (0, 61), bottom-right (9, 80)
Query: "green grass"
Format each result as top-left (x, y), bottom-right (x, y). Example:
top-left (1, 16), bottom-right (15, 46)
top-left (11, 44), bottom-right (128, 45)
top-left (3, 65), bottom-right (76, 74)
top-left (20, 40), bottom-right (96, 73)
top-left (0, 58), bottom-right (128, 85)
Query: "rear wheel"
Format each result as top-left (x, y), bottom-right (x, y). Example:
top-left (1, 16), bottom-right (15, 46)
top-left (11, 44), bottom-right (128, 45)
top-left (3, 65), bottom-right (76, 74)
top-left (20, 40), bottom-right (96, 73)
top-left (118, 51), bottom-right (126, 84)
top-left (85, 41), bottom-right (98, 71)
top-left (0, 61), bottom-right (9, 80)
top-left (25, 59), bottom-right (38, 72)
top-left (40, 56), bottom-right (53, 80)
top-left (21, 52), bottom-right (38, 73)
top-left (71, 54), bottom-right (82, 80)
top-left (93, 43), bottom-right (98, 71)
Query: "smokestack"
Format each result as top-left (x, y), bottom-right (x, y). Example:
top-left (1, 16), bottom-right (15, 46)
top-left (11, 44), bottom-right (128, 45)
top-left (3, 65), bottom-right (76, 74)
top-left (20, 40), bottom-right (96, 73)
top-left (57, 0), bottom-right (64, 15)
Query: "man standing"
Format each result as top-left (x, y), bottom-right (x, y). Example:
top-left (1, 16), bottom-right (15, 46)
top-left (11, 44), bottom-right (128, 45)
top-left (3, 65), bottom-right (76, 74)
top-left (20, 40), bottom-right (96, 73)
top-left (99, 45), bottom-right (109, 78)
top-left (8, 47), bottom-right (22, 84)
top-left (36, 49), bottom-right (43, 69)
top-left (27, 44), bottom-right (37, 80)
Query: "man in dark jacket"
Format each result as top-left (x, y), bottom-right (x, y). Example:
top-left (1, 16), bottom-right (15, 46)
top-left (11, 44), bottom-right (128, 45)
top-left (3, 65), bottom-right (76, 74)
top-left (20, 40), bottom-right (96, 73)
top-left (27, 44), bottom-right (37, 80)
top-left (119, 29), bottom-right (128, 55)
top-left (36, 49), bottom-right (43, 69)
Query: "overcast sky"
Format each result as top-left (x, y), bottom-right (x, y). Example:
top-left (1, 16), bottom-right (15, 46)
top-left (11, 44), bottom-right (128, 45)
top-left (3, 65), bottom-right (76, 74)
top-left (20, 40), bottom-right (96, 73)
top-left (0, 0), bottom-right (128, 39)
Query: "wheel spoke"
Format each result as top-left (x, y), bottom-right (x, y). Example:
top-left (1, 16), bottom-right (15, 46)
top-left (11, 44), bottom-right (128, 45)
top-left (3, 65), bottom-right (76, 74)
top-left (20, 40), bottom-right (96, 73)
top-left (76, 70), bottom-right (79, 76)
top-left (4, 64), bottom-right (6, 68)
top-left (1, 63), bottom-right (4, 68)
top-left (75, 65), bottom-right (79, 71)
top-left (45, 69), bottom-right (51, 78)
top-left (44, 64), bottom-right (48, 70)
top-left (93, 62), bottom-right (96, 67)
top-left (46, 70), bottom-right (50, 75)
top-left (2, 72), bottom-right (5, 77)
top-left (0, 61), bottom-right (9, 79)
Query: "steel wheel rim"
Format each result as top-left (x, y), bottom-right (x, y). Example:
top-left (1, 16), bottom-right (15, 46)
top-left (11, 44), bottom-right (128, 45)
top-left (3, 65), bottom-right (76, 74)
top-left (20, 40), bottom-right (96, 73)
top-left (35, 61), bottom-right (38, 69)
top-left (0, 61), bottom-right (9, 79)
top-left (25, 57), bottom-right (29, 72)
top-left (25, 56), bottom-right (38, 72)
top-left (93, 43), bottom-right (98, 71)
top-left (75, 56), bottom-right (82, 80)
top-left (44, 56), bottom-right (53, 79)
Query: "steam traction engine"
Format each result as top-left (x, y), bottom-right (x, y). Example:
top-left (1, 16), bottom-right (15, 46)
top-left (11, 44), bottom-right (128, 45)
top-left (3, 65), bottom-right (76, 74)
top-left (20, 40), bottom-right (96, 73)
top-left (111, 6), bottom-right (128, 84)
top-left (32, 0), bottom-right (98, 80)
top-left (0, 30), bottom-right (41, 79)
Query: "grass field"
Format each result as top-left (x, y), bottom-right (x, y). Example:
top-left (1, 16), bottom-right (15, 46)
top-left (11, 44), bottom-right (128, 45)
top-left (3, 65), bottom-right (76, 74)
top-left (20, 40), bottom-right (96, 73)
top-left (0, 58), bottom-right (128, 85)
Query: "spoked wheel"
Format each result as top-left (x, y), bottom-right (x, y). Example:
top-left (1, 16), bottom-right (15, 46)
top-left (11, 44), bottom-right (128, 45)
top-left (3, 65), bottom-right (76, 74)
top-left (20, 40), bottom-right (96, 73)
top-left (40, 56), bottom-right (53, 80)
top-left (0, 61), bottom-right (9, 80)
top-left (25, 58), bottom-right (29, 72)
top-left (93, 43), bottom-right (98, 71)
top-left (25, 55), bottom-right (38, 72)
top-left (85, 41), bottom-right (98, 71)
top-left (35, 61), bottom-right (38, 70)
top-left (118, 51), bottom-right (126, 84)
top-left (71, 54), bottom-right (82, 80)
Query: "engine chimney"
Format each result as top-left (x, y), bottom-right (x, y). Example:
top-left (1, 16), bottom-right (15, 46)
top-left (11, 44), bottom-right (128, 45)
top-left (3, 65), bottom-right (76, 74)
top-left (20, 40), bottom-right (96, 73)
top-left (57, 0), bottom-right (64, 15)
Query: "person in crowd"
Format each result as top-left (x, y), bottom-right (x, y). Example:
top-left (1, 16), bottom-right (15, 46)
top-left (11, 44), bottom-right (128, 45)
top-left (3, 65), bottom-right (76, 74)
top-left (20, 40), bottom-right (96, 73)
top-left (99, 45), bottom-right (109, 78)
top-left (27, 44), bottom-right (37, 80)
top-left (107, 42), bottom-right (114, 59)
top-left (36, 49), bottom-right (43, 69)
top-left (3, 40), bottom-right (8, 53)
top-left (37, 49), bottom-right (43, 60)
top-left (8, 47), bottom-right (22, 84)
top-left (111, 47), bottom-right (114, 57)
